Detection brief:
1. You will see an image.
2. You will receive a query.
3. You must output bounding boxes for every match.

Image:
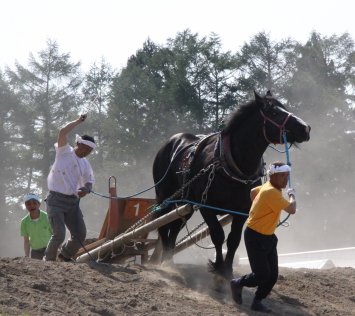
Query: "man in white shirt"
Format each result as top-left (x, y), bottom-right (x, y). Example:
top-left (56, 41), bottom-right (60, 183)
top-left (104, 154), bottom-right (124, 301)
top-left (44, 114), bottom-right (96, 261)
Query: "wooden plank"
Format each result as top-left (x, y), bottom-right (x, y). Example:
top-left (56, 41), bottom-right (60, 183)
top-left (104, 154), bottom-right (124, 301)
top-left (174, 214), bottom-right (232, 254)
top-left (74, 238), bottom-right (107, 258)
top-left (98, 209), bottom-right (109, 240)
top-left (76, 204), bottom-right (192, 263)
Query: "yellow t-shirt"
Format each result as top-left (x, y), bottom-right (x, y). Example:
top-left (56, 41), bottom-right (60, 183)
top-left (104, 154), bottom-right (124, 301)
top-left (246, 181), bottom-right (290, 235)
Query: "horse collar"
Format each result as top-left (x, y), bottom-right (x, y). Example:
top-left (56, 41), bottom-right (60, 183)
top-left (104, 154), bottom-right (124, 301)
top-left (220, 133), bottom-right (244, 176)
top-left (218, 133), bottom-right (263, 184)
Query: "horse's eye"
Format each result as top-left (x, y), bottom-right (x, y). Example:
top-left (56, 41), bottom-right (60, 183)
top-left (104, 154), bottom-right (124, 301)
top-left (265, 106), bottom-right (278, 117)
top-left (265, 103), bottom-right (274, 111)
top-left (264, 99), bottom-right (274, 110)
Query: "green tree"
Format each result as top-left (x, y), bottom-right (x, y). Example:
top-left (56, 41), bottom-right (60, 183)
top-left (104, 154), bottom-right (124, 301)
top-left (288, 32), bottom-right (354, 118)
top-left (238, 32), bottom-right (299, 96)
top-left (287, 32), bottom-right (355, 230)
top-left (166, 29), bottom-right (209, 128)
top-left (107, 31), bottom-right (243, 174)
top-left (0, 72), bottom-right (23, 212)
top-left (107, 40), bottom-right (173, 161)
top-left (203, 33), bottom-right (240, 130)
top-left (104, 40), bottom-right (179, 194)
top-left (167, 30), bottom-right (241, 131)
top-left (6, 39), bottom-right (82, 194)
top-left (82, 58), bottom-right (115, 166)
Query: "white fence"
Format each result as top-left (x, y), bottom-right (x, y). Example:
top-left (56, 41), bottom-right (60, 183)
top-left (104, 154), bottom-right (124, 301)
top-left (240, 246), bottom-right (355, 269)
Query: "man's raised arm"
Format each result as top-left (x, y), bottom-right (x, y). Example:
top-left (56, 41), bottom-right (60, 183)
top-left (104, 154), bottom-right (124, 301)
top-left (57, 114), bottom-right (87, 147)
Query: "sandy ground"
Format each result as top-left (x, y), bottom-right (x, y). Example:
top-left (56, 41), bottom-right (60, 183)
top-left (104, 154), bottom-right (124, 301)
top-left (0, 257), bottom-right (354, 316)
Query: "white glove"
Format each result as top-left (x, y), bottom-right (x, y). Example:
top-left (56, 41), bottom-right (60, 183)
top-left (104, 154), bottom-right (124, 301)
top-left (287, 188), bottom-right (296, 197)
top-left (78, 187), bottom-right (91, 194)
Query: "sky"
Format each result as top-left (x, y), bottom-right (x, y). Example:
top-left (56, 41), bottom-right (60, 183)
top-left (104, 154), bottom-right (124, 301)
top-left (1, 0), bottom-right (354, 72)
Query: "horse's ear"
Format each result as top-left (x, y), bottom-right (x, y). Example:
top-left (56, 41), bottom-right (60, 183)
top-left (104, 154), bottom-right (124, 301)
top-left (254, 91), bottom-right (262, 103)
top-left (266, 90), bottom-right (272, 97)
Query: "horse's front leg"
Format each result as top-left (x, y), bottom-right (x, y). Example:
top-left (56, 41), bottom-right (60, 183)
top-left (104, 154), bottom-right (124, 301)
top-left (224, 215), bottom-right (248, 278)
top-left (200, 209), bottom-right (225, 275)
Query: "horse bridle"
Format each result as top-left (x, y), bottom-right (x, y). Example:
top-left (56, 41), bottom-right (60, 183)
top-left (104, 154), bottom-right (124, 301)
top-left (260, 109), bottom-right (293, 144)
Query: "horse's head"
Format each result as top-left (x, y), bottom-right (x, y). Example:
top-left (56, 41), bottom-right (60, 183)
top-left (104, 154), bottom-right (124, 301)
top-left (255, 91), bottom-right (311, 144)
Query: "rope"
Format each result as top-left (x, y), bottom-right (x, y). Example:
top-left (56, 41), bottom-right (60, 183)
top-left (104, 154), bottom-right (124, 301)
top-left (90, 179), bottom-right (161, 200)
top-left (181, 219), bottom-right (216, 250)
top-left (176, 214), bottom-right (206, 245)
top-left (268, 143), bottom-right (292, 153)
top-left (162, 199), bottom-right (249, 217)
top-left (90, 143), bottom-right (197, 200)
top-left (278, 130), bottom-right (292, 227)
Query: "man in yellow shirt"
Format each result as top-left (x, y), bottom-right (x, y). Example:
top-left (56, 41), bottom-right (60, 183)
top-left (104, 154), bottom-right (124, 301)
top-left (230, 162), bottom-right (296, 313)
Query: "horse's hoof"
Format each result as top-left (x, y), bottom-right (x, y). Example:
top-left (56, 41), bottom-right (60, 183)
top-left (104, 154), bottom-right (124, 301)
top-left (223, 267), bottom-right (234, 280)
top-left (208, 259), bottom-right (216, 271)
top-left (212, 274), bottom-right (228, 293)
top-left (208, 259), bottom-right (223, 273)
top-left (161, 258), bottom-right (175, 268)
top-left (208, 260), bottom-right (233, 280)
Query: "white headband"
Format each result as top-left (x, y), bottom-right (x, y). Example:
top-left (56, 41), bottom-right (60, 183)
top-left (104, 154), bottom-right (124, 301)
top-left (267, 164), bottom-right (291, 175)
top-left (76, 134), bottom-right (96, 149)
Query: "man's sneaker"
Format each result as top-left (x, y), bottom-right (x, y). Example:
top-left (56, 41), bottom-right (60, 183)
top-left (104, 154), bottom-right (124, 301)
top-left (230, 278), bottom-right (243, 304)
top-left (251, 298), bottom-right (272, 313)
top-left (57, 253), bottom-right (74, 262)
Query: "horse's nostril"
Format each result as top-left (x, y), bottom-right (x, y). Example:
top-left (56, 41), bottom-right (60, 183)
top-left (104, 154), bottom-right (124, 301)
top-left (305, 126), bottom-right (311, 134)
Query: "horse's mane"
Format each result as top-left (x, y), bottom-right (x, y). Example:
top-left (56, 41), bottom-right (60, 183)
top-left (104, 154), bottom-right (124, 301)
top-left (222, 100), bottom-right (259, 135)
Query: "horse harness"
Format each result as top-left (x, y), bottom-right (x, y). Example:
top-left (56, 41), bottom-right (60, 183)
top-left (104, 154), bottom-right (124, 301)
top-left (260, 108), bottom-right (292, 144)
top-left (177, 133), bottom-right (218, 199)
top-left (175, 132), bottom-right (264, 205)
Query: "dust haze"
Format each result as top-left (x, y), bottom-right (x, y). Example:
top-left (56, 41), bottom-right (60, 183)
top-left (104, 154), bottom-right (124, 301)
top-left (1, 98), bottom-right (354, 268)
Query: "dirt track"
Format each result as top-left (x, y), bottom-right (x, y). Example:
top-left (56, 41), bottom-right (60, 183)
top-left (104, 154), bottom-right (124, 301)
top-left (0, 257), bottom-right (354, 315)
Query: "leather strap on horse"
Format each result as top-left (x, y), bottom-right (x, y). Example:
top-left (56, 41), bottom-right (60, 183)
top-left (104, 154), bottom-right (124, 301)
top-left (177, 133), bottom-right (218, 173)
top-left (178, 133), bottom-right (220, 199)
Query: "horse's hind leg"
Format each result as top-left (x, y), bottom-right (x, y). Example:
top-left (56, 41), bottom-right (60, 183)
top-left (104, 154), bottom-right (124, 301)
top-left (162, 219), bottom-right (183, 261)
top-left (149, 235), bottom-right (163, 264)
top-left (150, 225), bottom-right (169, 264)
top-left (163, 219), bottom-right (184, 262)
top-left (225, 215), bottom-right (247, 277)
top-left (152, 219), bottom-right (184, 264)
top-left (150, 224), bottom-right (169, 264)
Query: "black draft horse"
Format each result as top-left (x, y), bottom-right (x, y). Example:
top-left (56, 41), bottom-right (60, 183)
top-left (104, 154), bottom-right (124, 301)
top-left (152, 91), bottom-right (311, 278)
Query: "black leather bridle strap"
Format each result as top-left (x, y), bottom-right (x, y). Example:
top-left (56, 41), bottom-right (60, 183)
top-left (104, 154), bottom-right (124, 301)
top-left (260, 110), bottom-right (292, 144)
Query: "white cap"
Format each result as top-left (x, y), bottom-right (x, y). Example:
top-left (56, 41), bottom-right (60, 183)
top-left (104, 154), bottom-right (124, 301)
top-left (24, 193), bottom-right (41, 203)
